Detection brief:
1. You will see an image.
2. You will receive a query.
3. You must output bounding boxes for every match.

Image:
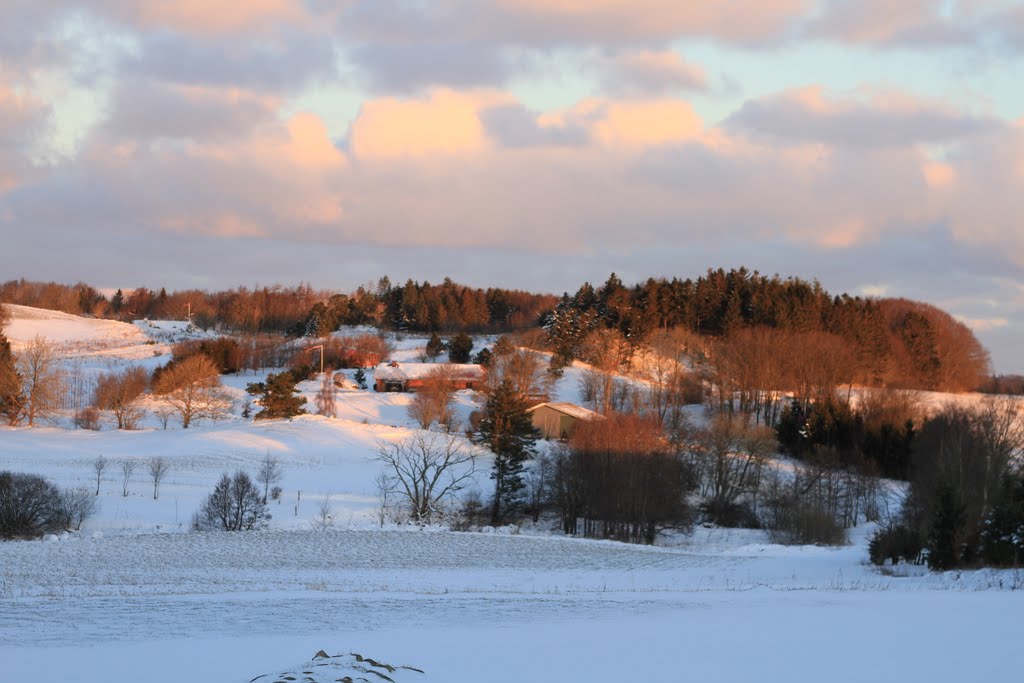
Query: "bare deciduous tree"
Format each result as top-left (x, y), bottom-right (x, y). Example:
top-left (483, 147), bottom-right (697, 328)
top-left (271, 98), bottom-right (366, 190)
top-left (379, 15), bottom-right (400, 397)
top-left (17, 335), bottom-right (62, 427)
top-left (92, 454), bottom-right (107, 496)
top-left (257, 452), bottom-right (283, 504)
top-left (315, 370), bottom-right (337, 418)
top-left (148, 456), bottom-right (170, 500)
top-left (120, 459), bottom-right (136, 497)
top-left (374, 432), bottom-right (479, 523)
top-left (94, 366), bottom-right (148, 429)
top-left (579, 329), bottom-right (629, 415)
top-left (193, 471), bottom-right (270, 531)
top-left (686, 413), bottom-right (776, 520)
top-left (60, 486), bottom-right (98, 531)
top-left (153, 355), bottom-right (231, 428)
top-left (155, 405), bottom-right (174, 430)
top-left (312, 493), bottom-right (334, 531)
top-left (406, 365), bottom-right (457, 430)
top-left (485, 348), bottom-right (551, 401)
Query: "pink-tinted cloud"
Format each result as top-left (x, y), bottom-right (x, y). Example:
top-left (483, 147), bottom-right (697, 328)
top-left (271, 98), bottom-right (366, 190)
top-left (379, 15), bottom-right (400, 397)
top-left (88, 0), bottom-right (313, 36)
top-left (349, 90), bottom-right (510, 159)
top-left (943, 119), bottom-right (1024, 266)
top-left (0, 86), bottom-right (47, 191)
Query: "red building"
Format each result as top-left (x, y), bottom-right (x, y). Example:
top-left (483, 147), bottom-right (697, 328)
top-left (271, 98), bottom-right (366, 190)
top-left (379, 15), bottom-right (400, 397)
top-left (373, 362), bottom-right (484, 392)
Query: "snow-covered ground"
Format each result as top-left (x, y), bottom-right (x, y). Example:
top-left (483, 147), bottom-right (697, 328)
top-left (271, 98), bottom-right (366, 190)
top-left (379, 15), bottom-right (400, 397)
top-left (2, 306), bottom-right (1022, 682)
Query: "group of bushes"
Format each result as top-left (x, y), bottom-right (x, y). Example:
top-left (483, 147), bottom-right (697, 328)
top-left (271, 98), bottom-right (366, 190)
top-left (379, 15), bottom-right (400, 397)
top-left (869, 400), bottom-right (1023, 569)
top-left (0, 471), bottom-right (96, 540)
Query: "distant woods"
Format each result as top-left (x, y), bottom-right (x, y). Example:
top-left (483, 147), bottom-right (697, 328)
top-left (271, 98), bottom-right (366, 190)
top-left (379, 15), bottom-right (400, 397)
top-left (546, 269), bottom-right (991, 393)
top-left (0, 268), bottom-right (995, 392)
top-left (0, 278), bottom-right (558, 336)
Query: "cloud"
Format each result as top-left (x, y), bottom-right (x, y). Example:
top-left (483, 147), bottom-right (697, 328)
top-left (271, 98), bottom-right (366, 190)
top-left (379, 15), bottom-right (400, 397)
top-left (4, 109), bottom-right (347, 238)
top-left (942, 119), bottom-right (1024, 267)
top-left (807, 0), bottom-right (968, 45)
top-left (492, 0), bottom-right (812, 44)
top-left (100, 83), bottom-right (279, 142)
top-left (0, 86), bottom-right (49, 191)
top-left (346, 42), bottom-right (514, 93)
top-left (481, 104), bottom-right (590, 148)
top-left (598, 50), bottom-right (708, 95)
top-left (84, 0), bottom-right (314, 37)
top-left (956, 316), bottom-right (1009, 332)
top-left (348, 90), bottom-right (509, 159)
top-left (123, 30), bottom-right (336, 91)
top-left (727, 86), bottom-right (1004, 147)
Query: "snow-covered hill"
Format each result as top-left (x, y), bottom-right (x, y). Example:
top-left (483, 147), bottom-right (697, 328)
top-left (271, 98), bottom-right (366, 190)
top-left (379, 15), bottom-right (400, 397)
top-left (2, 304), bottom-right (1022, 683)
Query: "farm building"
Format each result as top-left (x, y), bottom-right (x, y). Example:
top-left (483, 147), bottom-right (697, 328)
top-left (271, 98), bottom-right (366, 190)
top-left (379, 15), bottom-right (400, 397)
top-left (373, 362), bottom-right (485, 392)
top-left (527, 402), bottom-right (603, 439)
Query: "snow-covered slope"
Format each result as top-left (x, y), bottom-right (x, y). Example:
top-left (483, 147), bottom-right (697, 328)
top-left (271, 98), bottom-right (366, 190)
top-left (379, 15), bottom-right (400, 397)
top-left (2, 306), bottom-right (1022, 683)
top-left (3, 304), bottom-right (148, 350)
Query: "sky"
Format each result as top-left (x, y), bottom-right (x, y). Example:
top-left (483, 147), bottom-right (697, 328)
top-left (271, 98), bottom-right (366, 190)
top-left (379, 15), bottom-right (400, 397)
top-left (1, 1), bottom-right (1022, 372)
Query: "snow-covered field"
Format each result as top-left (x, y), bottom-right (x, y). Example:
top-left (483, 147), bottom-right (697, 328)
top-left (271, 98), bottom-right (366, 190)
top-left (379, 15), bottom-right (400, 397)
top-left (2, 306), bottom-right (1022, 682)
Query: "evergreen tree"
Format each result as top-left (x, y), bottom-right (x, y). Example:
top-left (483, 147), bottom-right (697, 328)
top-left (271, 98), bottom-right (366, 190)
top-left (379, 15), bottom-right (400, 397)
top-left (448, 332), bottom-right (473, 363)
top-left (353, 368), bottom-right (367, 390)
top-left (927, 485), bottom-right (966, 570)
top-left (473, 347), bottom-right (493, 367)
top-left (111, 289), bottom-right (124, 314)
top-left (0, 330), bottom-right (24, 425)
top-left (980, 475), bottom-right (1024, 566)
top-left (247, 372), bottom-right (307, 420)
top-left (475, 380), bottom-right (540, 524)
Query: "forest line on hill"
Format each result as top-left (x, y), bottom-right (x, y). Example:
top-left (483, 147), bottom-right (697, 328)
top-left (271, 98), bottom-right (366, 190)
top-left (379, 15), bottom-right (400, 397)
top-left (0, 268), bottom-right (1003, 394)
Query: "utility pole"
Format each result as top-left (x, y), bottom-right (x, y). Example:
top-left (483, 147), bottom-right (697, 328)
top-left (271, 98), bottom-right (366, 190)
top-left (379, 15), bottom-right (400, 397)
top-left (308, 345), bottom-right (324, 375)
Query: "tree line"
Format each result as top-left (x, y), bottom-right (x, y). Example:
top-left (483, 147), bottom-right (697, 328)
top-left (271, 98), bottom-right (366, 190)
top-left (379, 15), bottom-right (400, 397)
top-left (0, 277), bottom-right (558, 336)
top-left (545, 269), bottom-right (990, 393)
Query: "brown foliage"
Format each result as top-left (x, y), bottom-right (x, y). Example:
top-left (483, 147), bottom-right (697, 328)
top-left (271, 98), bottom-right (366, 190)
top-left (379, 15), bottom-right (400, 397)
top-left (406, 365), bottom-right (457, 429)
top-left (94, 366), bottom-right (149, 429)
top-left (152, 355), bottom-right (230, 428)
top-left (554, 414), bottom-right (696, 543)
top-left (17, 335), bottom-right (63, 427)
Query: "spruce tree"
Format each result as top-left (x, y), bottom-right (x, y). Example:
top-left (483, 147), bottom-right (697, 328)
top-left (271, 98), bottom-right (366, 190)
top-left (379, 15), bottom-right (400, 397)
top-left (448, 333), bottom-right (473, 364)
top-left (927, 485), bottom-right (966, 570)
top-left (475, 380), bottom-right (539, 524)
top-left (0, 331), bottom-right (24, 425)
top-left (247, 373), bottom-right (307, 420)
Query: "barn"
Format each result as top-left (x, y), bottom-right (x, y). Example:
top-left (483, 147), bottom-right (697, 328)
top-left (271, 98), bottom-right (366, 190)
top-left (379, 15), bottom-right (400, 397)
top-left (373, 362), bottom-right (485, 392)
top-left (526, 402), bottom-right (603, 439)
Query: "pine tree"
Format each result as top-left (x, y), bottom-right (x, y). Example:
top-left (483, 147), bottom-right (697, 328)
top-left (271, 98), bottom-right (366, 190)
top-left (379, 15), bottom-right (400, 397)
top-left (247, 373), bottom-right (307, 420)
top-left (353, 368), bottom-right (367, 390)
top-left (475, 380), bottom-right (540, 524)
top-left (111, 289), bottom-right (124, 314)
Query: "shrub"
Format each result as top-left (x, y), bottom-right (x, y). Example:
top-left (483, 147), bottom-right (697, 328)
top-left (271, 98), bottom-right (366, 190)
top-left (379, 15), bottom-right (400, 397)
top-left (193, 471), bottom-right (270, 531)
top-left (766, 499), bottom-right (848, 546)
top-left (59, 486), bottom-right (99, 531)
top-left (699, 500), bottom-right (760, 529)
top-left (73, 406), bottom-right (102, 431)
top-left (869, 525), bottom-right (925, 566)
top-left (0, 471), bottom-right (66, 539)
